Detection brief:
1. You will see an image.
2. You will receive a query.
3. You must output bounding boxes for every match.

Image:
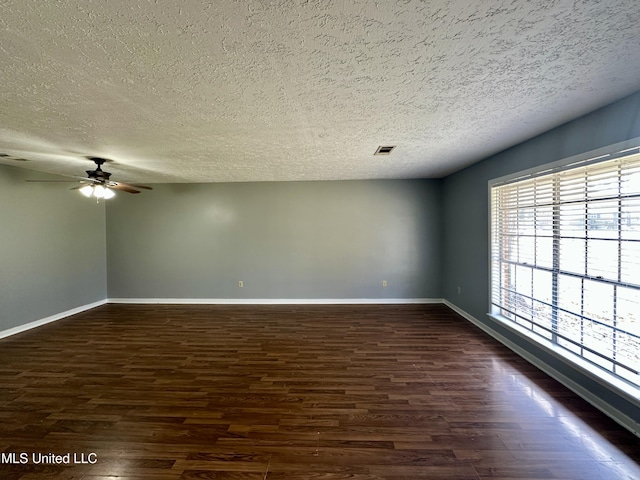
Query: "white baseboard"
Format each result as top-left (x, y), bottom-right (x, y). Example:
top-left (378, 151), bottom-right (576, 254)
top-left (0, 299), bottom-right (108, 340)
top-left (107, 297), bottom-right (444, 305)
top-left (443, 300), bottom-right (640, 438)
top-left (0, 298), bottom-right (440, 340)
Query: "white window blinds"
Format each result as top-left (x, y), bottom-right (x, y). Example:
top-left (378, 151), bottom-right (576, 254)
top-left (490, 148), bottom-right (640, 388)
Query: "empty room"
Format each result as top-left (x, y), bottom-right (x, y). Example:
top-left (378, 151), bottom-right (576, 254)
top-left (1, 1), bottom-right (639, 479)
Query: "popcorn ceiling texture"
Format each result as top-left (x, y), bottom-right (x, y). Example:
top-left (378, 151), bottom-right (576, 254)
top-left (0, 0), bottom-right (639, 183)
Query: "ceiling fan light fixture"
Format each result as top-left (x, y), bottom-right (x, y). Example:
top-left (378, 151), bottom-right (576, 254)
top-left (79, 184), bottom-right (116, 199)
top-left (79, 185), bottom-right (94, 197)
top-left (93, 185), bottom-right (106, 198)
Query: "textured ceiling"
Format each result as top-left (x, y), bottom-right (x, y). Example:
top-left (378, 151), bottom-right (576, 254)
top-left (1, 0), bottom-right (640, 184)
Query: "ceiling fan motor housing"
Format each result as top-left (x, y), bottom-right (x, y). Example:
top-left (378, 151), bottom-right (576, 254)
top-left (87, 169), bottom-right (111, 181)
top-left (86, 157), bottom-right (111, 182)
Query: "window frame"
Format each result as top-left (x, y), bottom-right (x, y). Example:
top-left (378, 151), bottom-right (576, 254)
top-left (488, 137), bottom-right (640, 406)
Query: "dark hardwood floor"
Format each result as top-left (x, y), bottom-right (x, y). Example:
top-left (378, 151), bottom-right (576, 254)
top-left (0, 304), bottom-right (638, 479)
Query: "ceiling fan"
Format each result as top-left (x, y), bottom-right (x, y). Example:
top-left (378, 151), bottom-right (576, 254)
top-left (27, 156), bottom-right (152, 199)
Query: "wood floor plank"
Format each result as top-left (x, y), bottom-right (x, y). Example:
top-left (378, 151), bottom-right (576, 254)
top-left (0, 304), bottom-right (638, 479)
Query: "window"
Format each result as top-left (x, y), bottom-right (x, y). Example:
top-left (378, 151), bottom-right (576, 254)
top-left (490, 143), bottom-right (640, 390)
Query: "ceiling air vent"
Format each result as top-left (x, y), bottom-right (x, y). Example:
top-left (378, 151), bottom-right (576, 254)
top-left (374, 145), bottom-right (396, 155)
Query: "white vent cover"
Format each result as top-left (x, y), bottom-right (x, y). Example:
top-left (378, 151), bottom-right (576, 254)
top-left (374, 146), bottom-right (396, 155)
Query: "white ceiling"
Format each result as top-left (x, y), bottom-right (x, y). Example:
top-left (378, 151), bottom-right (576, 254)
top-left (1, 0), bottom-right (640, 184)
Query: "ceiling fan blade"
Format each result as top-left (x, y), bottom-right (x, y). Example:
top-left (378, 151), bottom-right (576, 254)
top-left (115, 181), bottom-right (153, 190)
top-left (73, 176), bottom-right (101, 183)
top-left (109, 183), bottom-right (141, 194)
top-left (25, 157), bottom-right (150, 196)
top-left (27, 177), bottom-right (100, 184)
top-left (26, 179), bottom-right (80, 183)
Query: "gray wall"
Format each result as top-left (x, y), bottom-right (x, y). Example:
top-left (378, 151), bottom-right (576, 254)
top-left (107, 179), bottom-right (442, 299)
top-left (442, 90), bottom-right (640, 423)
top-left (0, 164), bottom-right (107, 331)
top-left (442, 90), bottom-right (640, 319)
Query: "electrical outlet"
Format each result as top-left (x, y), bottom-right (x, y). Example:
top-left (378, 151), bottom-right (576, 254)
top-left (457, 286), bottom-right (461, 295)
top-left (382, 280), bottom-right (387, 287)
top-left (238, 280), bottom-right (243, 288)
